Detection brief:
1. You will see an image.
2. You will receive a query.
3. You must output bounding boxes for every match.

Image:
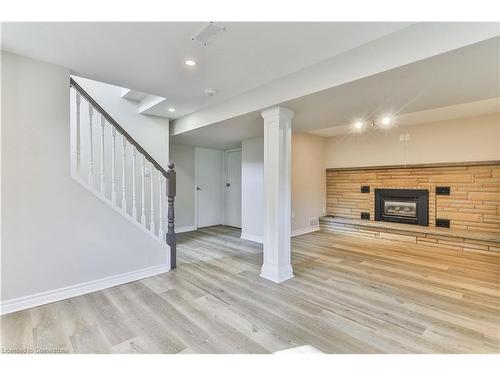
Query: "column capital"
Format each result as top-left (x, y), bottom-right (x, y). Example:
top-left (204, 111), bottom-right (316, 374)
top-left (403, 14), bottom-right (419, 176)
top-left (261, 106), bottom-right (294, 121)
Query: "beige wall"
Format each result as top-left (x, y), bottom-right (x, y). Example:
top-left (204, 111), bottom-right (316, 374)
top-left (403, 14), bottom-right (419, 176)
top-left (292, 133), bottom-right (326, 232)
top-left (325, 113), bottom-right (500, 168)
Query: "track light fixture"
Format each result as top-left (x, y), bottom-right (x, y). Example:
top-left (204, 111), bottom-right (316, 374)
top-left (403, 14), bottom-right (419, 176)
top-left (352, 115), bottom-right (394, 132)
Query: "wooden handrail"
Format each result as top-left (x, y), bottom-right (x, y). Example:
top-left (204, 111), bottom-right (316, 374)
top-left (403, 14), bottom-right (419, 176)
top-left (70, 77), bottom-right (168, 177)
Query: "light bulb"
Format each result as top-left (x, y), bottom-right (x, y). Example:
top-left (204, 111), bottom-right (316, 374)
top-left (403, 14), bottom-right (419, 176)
top-left (184, 59), bottom-right (196, 67)
top-left (381, 116), bottom-right (392, 126)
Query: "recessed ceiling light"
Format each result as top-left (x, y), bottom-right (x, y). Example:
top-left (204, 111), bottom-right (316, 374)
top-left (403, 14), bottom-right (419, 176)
top-left (354, 121), bottom-right (364, 130)
top-left (381, 116), bottom-right (392, 126)
top-left (184, 59), bottom-right (196, 67)
top-left (204, 88), bottom-right (217, 97)
top-left (168, 108), bottom-right (175, 112)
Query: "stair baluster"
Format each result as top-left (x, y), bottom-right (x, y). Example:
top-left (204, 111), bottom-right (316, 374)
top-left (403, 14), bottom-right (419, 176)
top-left (132, 146), bottom-right (138, 219)
top-left (76, 92), bottom-right (81, 172)
top-left (158, 173), bottom-right (164, 239)
top-left (140, 155), bottom-right (146, 226)
top-left (121, 134), bottom-right (127, 213)
top-left (111, 127), bottom-right (117, 205)
top-left (88, 104), bottom-right (94, 186)
top-left (150, 161), bottom-right (155, 234)
top-left (99, 114), bottom-right (106, 194)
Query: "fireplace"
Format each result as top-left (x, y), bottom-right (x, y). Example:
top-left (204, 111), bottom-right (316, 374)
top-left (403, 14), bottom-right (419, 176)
top-left (375, 189), bottom-right (429, 226)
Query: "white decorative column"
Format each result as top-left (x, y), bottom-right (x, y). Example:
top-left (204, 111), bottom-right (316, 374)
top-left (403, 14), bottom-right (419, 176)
top-left (260, 107), bottom-right (294, 283)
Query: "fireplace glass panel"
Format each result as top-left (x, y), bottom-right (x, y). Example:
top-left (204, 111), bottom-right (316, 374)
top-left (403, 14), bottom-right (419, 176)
top-left (383, 199), bottom-right (417, 218)
top-left (375, 188), bottom-right (428, 226)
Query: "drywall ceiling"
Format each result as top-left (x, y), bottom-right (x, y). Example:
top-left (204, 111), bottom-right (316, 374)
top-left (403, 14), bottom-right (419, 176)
top-left (173, 111), bottom-right (262, 150)
top-left (171, 38), bottom-right (500, 149)
top-left (1, 22), bottom-right (411, 119)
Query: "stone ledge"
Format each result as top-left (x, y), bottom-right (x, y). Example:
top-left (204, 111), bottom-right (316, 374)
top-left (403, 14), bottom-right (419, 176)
top-left (320, 216), bottom-right (500, 254)
top-left (325, 160), bottom-right (500, 172)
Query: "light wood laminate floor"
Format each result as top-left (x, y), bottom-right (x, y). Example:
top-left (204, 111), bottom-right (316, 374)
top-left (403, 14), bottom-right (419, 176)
top-left (1, 226), bottom-right (499, 353)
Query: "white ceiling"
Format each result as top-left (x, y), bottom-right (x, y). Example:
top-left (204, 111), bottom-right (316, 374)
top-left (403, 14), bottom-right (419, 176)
top-left (1, 22), bottom-right (411, 119)
top-left (171, 37), bottom-right (500, 149)
top-left (173, 111), bottom-right (263, 150)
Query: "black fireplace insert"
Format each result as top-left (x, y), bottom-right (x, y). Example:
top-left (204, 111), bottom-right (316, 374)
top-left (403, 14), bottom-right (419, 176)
top-left (375, 188), bottom-right (429, 226)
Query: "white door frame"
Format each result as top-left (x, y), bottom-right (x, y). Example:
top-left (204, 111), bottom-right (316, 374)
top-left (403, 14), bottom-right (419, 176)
top-left (223, 148), bottom-right (242, 227)
top-left (194, 147), bottom-right (225, 229)
top-left (194, 147), bottom-right (199, 229)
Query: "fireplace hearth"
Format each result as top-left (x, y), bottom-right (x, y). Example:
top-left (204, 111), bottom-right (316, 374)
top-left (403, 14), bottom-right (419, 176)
top-left (375, 188), bottom-right (429, 226)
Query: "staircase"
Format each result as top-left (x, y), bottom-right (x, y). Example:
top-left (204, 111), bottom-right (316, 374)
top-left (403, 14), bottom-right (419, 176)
top-left (70, 78), bottom-right (177, 268)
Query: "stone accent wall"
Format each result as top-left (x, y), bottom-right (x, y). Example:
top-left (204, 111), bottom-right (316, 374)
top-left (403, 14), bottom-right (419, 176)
top-left (326, 163), bottom-right (500, 233)
top-left (320, 217), bottom-right (500, 254)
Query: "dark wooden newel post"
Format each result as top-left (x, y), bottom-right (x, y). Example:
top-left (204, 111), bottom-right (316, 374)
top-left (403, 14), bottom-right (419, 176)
top-left (166, 162), bottom-right (177, 269)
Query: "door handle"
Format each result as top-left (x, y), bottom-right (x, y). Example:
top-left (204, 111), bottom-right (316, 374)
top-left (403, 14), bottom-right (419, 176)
top-left (197, 187), bottom-right (201, 191)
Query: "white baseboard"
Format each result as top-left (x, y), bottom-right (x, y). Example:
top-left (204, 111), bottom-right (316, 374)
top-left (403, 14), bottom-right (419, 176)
top-left (0, 263), bottom-right (170, 316)
top-left (241, 226), bottom-right (319, 243)
top-left (176, 225), bottom-right (197, 233)
top-left (241, 232), bottom-right (263, 244)
top-left (292, 225), bottom-right (320, 237)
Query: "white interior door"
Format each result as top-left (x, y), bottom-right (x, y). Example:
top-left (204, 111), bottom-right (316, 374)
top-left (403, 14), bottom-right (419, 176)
top-left (224, 150), bottom-right (242, 228)
top-left (195, 148), bottom-right (224, 228)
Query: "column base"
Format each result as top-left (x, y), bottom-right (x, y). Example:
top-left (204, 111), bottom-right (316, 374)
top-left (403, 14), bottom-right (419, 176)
top-left (260, 263), bottom-right (294, 283)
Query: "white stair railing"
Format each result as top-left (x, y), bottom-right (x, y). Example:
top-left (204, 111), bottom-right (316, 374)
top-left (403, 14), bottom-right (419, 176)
top-left (70, 78), bottom-right (177, 268)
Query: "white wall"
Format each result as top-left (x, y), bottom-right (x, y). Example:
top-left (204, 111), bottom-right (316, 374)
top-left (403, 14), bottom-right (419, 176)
top-left (325, 113), bottom-right (500, 168)
top-left (169, 143), bottom-right (196, 231)
top-left (169, 144), bottom-right (240, 233)
top-left (291, 134), bottom-right (326, 234)
top-left (172, 138), bottom-right (264, 240)
top-left (1, 51), bottom-right (169, 310)
top-left (241, 137), bottom-right (264, 242)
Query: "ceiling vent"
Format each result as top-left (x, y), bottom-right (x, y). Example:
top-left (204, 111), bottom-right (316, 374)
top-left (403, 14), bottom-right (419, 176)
top-left (192, 22), bottom-right (225, 46)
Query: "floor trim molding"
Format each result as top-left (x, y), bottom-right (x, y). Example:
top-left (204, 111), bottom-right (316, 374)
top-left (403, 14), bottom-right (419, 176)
top-left (241, 227), bottom-right (319, 243)
top-left (241, 232), bottom-right (263, 244)
top-left (176, 225), bottom-right (197, 233)
top-left (0, 264), bottom-right (170, 316)
top-left (292, 225), bottom-right (320, 237)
